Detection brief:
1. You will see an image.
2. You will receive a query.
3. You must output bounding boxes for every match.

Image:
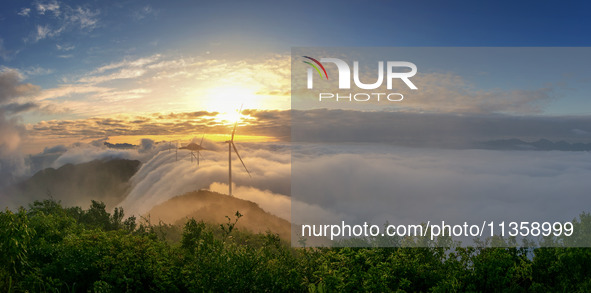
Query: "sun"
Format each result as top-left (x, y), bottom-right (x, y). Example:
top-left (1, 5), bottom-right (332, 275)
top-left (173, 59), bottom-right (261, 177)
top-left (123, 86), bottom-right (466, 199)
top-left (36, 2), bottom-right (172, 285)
top-left (204, 86), bottom-right (259, 115)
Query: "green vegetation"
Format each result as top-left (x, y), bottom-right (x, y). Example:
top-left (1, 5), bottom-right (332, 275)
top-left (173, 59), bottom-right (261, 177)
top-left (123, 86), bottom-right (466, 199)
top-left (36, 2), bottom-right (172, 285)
top-left (1, 199), bottom-right (591, 292)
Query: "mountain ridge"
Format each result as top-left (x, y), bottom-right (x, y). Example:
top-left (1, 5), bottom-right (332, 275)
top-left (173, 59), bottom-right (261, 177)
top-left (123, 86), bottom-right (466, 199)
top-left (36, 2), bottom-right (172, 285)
top-left (3, 159), bottom-right (140, 210)
top-left (476, 138), bottom-right (591, 151)
top-left (145, 189), bottom-right (292, 240)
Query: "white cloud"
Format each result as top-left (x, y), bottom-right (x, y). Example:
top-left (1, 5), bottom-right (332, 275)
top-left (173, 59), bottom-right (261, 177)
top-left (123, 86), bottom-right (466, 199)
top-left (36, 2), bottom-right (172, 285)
top-left (67, 7), bottom-right (99, 30)
top-left (0, 140), bottom-right (295, 219)
top-left (291, 144), bottom-right (591, 245)
top-left (35, 84), bottom-right (110, 101)
top-left (0, 70), bottom-right (42, 189)
top-left (92, 54), bottom-right (162, 74)
top-left (33, 24), bottom-right (63, 42)
top-left (18, 8), bottom-right (31, 17)
top-left (92, 88), bottom-right (151, 102)
top-left (56, 44), bottom-right (75, 51)
top-left (14, 136), bottom-right (589, 245)
top-left (35, 25), bottom-right (51, 41)
top-left (27, 2), bottom-right (99, 42)
top-left (29, 53), bottom-right (291, 117)
top-left (36, 0), bottom-right (60, 16)
top-left (78, 68), bottom-right (147, 84)
top-left (24, 66), bottom-right (53, 76)
top-left (118, 142), bottom-right (291, 217)
top-left (75, 54), bottom-right (162, 84)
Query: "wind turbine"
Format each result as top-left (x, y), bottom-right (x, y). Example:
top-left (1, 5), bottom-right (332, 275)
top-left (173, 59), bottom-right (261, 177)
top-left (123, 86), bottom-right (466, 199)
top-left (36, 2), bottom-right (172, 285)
top-left (226, 106), bottom-right (251, 196)
top-left (168, 140), bottom-right (179, 161)
top-left (178, 135), bottom-right (206, 165)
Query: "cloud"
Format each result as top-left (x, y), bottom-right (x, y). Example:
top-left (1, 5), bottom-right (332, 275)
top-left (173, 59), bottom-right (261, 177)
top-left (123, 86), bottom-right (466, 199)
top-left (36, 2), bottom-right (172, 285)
top-left (68, 7), bottom-right (99, 29)
top-left (207, 182), bottom-right (339, 224)
top-left (0, 70), bottom-right (42, 189)
top-left (26, 108), bottom-right (591, 149)
top-left (35, 84), bottom-right (109, 101)
top-left (572, 128), bottom-right (590, 136)
top-left (56, 44), bottom-right (75, 51)
top-left (25, 145), bottom-right (68, 175)
top-left (33, 24), bottom-right (62, 42)
top-left (27, 1), bottom-right (100, 42)
top-left (119, 141), bottom-right (291, 217)
top-left (35, 25), bottom-right (50, 40)
top-left (292, 109), bottom-right (591, 147)
top-left (78, 68), bottom-right (147, 84)
top-left (44, 144), bottom-right (68, 153)
top-left (0, 113), bottom-right (27, 158)
top-left (0, 68), bottom-right (40, 103)
top-left (23, 66), bottom-right (54, 76)
top-left (7, 134), bottom-right (590, 246)
top-left (92, 88), bottom-right (151, 102)
top-left (31, 136), bottom-right (589, 245)
top-left (27, 53), bottom-right (291, 117)
top-left (138, 138), bottom-right (155, 153)
top-left (242, 109), bottom-right (291, 140)
top-left (3, 102), bottom-right (38, 114)
top-left (6, 138), bottom-right (293, 219)
top-left (403, 72), bottom-right (554, 114)
top-left (293, 60), bottom-right (556, 115)
top-left (133, 5), bottom-right (158, 21)
top-left (78, 54), bottom-right (161, 84)
top-left (91, 54), bottom-right (162, 75)
top-left (50, 144), bottom-right (142, 168)
top-left (36, 0), bottom-right (60, 16)
top-left (27, 109), bottom-right (289, 141)
top-left (18, 8), bottom-right (31, 17)
top-left (291, 145), bottom-right (591, 241)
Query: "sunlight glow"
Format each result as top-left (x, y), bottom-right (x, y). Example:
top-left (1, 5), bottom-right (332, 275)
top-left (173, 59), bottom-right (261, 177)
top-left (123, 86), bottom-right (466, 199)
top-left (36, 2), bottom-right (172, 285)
top-left (204, 86), bottom-right (260, 115)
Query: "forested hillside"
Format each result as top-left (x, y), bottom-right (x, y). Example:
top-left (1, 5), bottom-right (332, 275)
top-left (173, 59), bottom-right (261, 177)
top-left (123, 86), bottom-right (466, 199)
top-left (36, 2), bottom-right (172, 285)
top-left (2, 199), bottom-right (591, 292)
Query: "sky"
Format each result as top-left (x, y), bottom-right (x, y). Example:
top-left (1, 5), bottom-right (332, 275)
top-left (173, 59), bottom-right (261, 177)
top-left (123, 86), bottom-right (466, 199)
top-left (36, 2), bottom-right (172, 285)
top-left (1, 0), bottom-right (591, 153)
top-left (2, 0), bottom-right (591, 246)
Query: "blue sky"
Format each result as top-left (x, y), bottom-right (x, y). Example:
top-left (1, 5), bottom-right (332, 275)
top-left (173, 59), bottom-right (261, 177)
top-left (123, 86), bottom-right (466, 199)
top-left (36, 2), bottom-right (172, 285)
top-left (1, 0), bottom-right (591, 153)
top-left (3, 0), bottom-right (591, 71)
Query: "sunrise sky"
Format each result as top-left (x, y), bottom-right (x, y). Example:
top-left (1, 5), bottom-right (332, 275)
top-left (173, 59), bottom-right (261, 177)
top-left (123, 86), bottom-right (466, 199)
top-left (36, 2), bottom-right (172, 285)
top-left (2, 1), bottom-right (591, 247)
top-left (1, 0), bottom-right (591, 154)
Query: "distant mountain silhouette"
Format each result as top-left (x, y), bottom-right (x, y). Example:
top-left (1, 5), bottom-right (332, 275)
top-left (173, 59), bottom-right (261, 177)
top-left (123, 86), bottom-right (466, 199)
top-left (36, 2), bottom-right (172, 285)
top-left (4, 159), bottom-right (140, 210)
top-left (104, 142), bottom-right (137, 149)
top-left (476, 139), bottom-right (591, 151)
top-left (146, 190), bottom-right (292, 240)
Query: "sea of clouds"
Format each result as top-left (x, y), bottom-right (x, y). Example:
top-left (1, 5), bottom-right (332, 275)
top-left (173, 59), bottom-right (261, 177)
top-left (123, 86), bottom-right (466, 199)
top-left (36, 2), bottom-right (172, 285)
top-left (3, 137), bottom-right (591, 242)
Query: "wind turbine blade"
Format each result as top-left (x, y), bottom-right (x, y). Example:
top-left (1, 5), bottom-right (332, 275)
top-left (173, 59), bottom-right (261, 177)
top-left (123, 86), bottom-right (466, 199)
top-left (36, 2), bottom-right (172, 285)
top-left (230, 104), bottom-right (243, 142)
top-left (231, 122), bottom-right (238, 142)
top-left (200, 134), bottom-right (205, 145)
top-left (232, 142), bottom-right (251, 177)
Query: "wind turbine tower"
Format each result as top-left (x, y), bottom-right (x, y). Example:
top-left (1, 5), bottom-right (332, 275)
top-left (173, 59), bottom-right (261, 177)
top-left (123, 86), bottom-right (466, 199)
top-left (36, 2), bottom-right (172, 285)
top-left (226, 106), bottom-right (251, 196)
